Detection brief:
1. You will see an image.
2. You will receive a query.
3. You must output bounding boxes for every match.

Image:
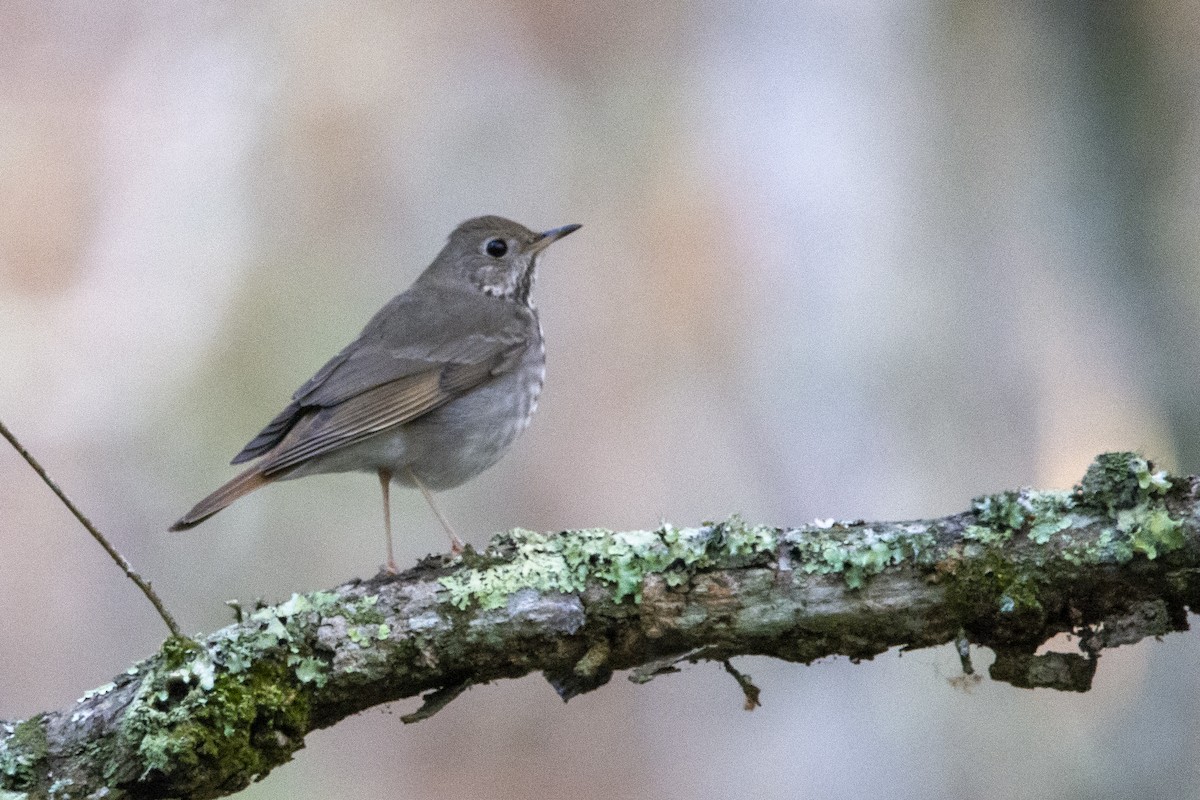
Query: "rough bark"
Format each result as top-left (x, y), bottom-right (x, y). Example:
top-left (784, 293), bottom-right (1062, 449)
top-left (3, 452), bottom-right (1199, 800)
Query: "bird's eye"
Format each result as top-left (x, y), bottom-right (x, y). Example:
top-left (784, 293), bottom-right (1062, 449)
top-left (485, 238), bottom-right (508, 258)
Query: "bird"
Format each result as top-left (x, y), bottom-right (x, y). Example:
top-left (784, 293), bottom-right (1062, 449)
top-left (170, 215), bottom-right (581, 572)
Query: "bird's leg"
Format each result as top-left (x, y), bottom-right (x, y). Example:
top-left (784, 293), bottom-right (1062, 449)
top-left (406, 466), bottom-right (465, 554)
top-left (378, 469), bottom-right (398, 574)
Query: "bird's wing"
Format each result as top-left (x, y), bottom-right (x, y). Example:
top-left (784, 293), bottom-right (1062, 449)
top-left (232, 400), bottom-right (304, 463)
top-left (257, 351), bottom-right (516, 475)
top-left (231, 293), bottom-right (532, 465)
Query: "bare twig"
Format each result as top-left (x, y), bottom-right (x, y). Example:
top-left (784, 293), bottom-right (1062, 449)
top-left (0, 417), bottom-right (183, 638)
top-left (721, 659), bottom-right (762, 711)
top-left (400, 680), bottom-right (471, 724)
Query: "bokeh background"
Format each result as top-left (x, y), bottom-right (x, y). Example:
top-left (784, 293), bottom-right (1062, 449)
top-left (3, 1), bottom-right (1200, 797)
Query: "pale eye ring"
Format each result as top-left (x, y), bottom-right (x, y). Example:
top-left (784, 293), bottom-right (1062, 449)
top-left (485, 238), bottom-right (508, 258)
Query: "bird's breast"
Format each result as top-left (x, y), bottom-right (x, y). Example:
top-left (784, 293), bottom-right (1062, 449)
top-left (401, 331), bottom-right (546, 490)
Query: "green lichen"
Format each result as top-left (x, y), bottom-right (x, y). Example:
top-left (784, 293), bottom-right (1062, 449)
top-left (974, 491), bottom-right (1032, 531)
top-left (249, 591), bottom-right (339, 626)
top-left (961, 487), bottom-right (1078, 616)
top-left (124, 657), bottom-right (309, 793)
top-left (1076, 452), bottom-right (1171, 515)
top-left (962, 524), bottom-right (1012, 547)
top-left (439, 517), bottom-right (777, 610)
top-left (437, 513), bottom-right (951, 610)
top-left (969, 488), bottom-right (1077, 547)
top-left (288, 656), bottom-right (328, 688)
top-left (227, 590), bottom-right (348, 683)
top-left (948, 550), bottom-right (1044, 617)
top-left (948, 454), bottom-right (1188, 617)
top-left (1028, 515), bottom-right (1073, 545)
top-left (0, 717), bottom-right (48, 791)
top-left (342, 594), bottom-right (386, 627)
top-left (1067, 453), bottom-right (1185, 563)
top-left (112, 587), bottom-right (373, 793)
top-left (963, 468), bottom-right (1184, 560)
top-left (1117, 506), bottom-right (1184, 561)
top-left (159, 636), bottom-right (204, 671)
top-left (785, 522), bottom-right (939, 589)
top-left (346, 624), bottom-right (390, 647)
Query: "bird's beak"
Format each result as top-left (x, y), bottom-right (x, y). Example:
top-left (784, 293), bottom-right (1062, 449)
top-left (527, 223), bottom-right (582, 254)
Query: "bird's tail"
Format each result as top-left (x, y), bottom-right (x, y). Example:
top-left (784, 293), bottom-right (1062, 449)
top-left (169, 465), bottom-right (271, 531)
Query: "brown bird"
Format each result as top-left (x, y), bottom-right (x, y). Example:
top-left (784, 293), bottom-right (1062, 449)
top-left (171, 216), bottom-right (580, 572)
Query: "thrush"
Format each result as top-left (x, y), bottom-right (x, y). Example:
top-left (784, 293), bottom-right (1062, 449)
top-left (170, 216), bottom-right (580, 572)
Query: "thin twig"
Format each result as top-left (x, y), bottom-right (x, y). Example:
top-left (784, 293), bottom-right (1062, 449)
top-left (400, 680), bottom-right (470, 724)
top-left (721, 659), bottom-right (762, 711)
top-left (0, 417), bottom-right (184, 638)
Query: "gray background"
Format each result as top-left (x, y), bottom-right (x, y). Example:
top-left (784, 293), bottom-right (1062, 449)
top-left (2, 2), bottom-right (1199, 798)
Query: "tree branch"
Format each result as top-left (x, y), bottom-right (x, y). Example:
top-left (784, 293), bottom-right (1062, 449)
top-left (3, 452), bottom-right (1199, 800)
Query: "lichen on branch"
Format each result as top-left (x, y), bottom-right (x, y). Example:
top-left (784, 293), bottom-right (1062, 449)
top-left (2, 451), bottom-right (1199, 800)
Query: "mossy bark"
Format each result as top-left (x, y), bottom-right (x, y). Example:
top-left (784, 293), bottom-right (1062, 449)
top-left (2, 452), bottom-right (1198, 800)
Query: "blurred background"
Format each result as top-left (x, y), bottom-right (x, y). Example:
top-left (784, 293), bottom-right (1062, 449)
top-left (2, 1), bottom-right (1200, 797)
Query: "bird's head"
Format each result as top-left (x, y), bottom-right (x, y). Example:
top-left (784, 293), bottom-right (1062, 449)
top-left (422, 216), bottom-right (581, 305)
